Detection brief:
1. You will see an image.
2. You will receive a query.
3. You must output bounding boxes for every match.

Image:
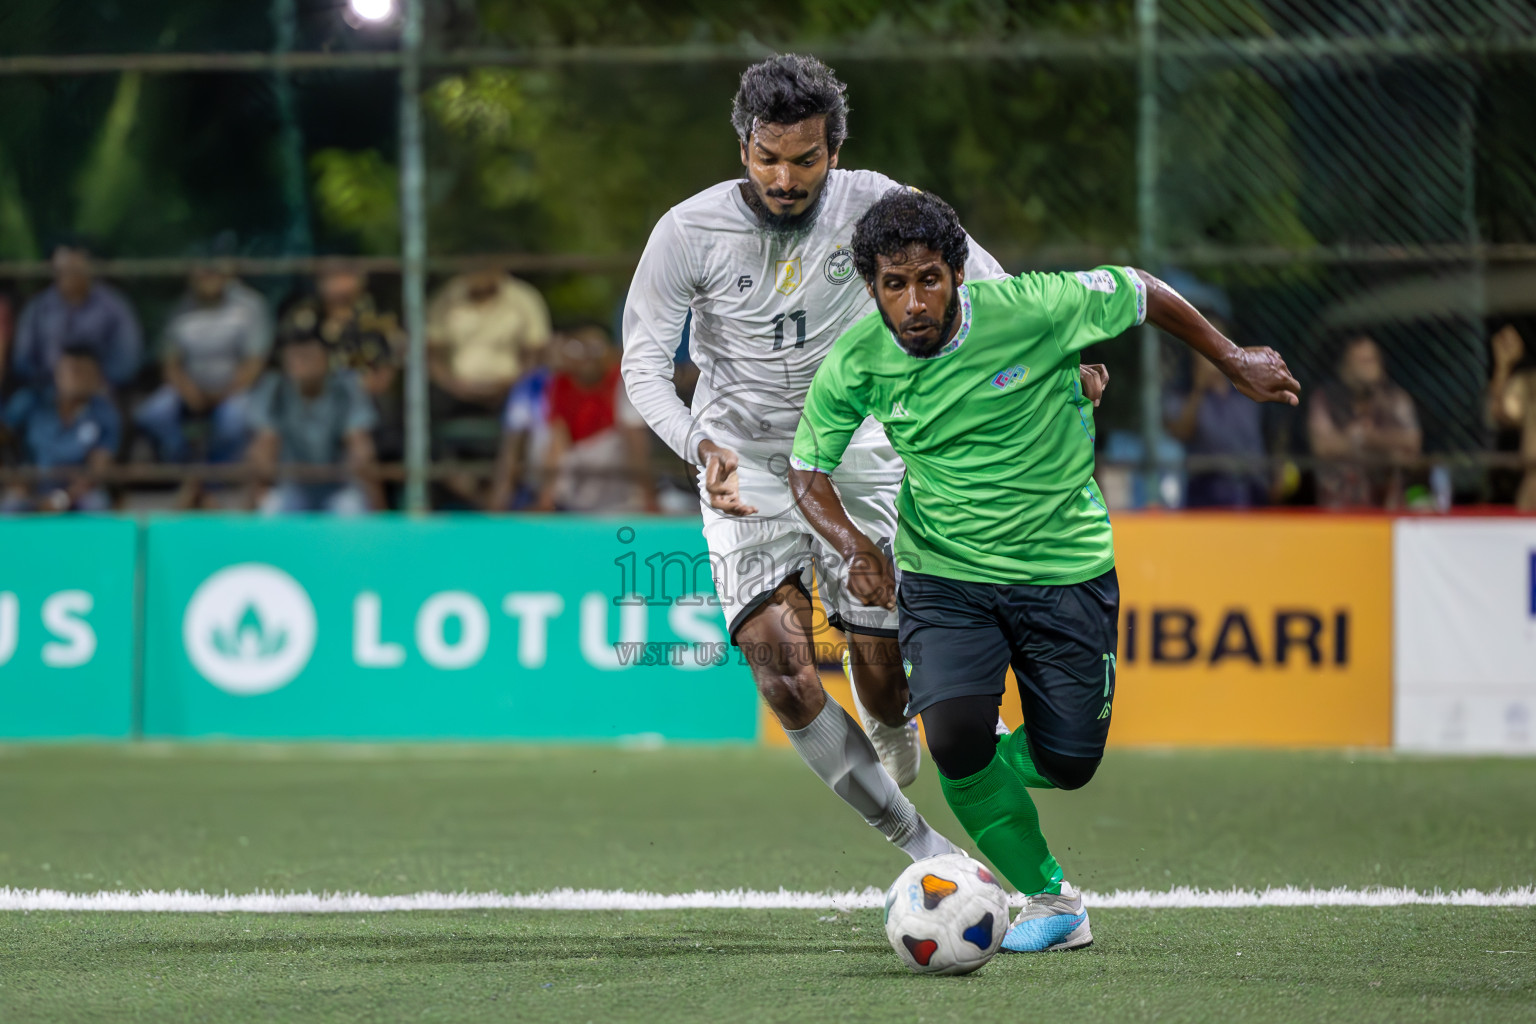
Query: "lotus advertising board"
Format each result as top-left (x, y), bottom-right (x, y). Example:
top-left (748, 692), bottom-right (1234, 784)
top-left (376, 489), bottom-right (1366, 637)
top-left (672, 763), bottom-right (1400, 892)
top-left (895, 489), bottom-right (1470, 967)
top-left (141, 516), bottom-right (755, 741)
top-left (0, 517), bottom-right (137, 738)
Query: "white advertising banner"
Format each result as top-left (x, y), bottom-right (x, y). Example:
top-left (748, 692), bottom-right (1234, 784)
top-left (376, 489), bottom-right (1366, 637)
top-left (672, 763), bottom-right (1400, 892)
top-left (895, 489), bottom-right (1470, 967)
top-left (1394, 520), bottom-right (1536, 753)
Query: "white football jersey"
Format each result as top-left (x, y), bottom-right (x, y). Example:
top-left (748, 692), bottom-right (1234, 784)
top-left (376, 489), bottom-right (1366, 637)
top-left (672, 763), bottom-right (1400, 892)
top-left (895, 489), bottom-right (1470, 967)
top-left (622, 168), bottom-right (1006, 462)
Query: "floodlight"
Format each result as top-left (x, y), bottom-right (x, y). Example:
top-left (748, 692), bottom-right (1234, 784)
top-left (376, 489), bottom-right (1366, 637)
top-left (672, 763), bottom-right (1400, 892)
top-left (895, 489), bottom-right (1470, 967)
top-left (347, 0), bottom-right (396, 24)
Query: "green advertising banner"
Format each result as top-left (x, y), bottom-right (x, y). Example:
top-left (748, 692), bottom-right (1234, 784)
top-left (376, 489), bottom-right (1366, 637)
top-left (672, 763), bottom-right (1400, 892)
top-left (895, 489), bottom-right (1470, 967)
top-left (0, 518), bottom-right (136, 738)
top-left (142, 515), bottom-right (755, 741)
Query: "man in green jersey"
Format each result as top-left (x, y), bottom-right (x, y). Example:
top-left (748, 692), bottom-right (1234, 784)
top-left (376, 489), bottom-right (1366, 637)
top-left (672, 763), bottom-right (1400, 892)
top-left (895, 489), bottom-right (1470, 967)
top-left (787, 190), bottom-right (1299, 953)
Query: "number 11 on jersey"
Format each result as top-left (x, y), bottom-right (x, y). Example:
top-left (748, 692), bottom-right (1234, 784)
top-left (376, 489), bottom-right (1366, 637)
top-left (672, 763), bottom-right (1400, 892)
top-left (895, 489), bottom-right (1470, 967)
top-left (772, 310), bottom-right (808, 351)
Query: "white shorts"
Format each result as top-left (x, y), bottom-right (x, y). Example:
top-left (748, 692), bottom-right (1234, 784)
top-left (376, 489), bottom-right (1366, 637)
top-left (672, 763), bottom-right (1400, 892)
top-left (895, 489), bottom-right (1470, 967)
top-left (700, 443), bottom-right (902, 642)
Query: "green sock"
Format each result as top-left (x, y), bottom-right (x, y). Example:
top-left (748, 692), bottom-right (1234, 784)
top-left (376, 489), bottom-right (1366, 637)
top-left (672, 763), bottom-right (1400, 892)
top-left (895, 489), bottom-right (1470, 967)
top-left (999, 729), bottom-right (1056, 789)
top-left (938, 752), bottom-right (1064, 896)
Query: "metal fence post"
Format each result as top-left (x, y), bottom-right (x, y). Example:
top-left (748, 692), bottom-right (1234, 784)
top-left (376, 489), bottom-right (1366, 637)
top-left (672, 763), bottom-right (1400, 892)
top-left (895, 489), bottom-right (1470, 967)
top-left (1136, 0), bottom-right (1163, 505)
top-left (270, 0), bottom-right (313, 260)
top-left (400, 0), bottom-right (429, 513)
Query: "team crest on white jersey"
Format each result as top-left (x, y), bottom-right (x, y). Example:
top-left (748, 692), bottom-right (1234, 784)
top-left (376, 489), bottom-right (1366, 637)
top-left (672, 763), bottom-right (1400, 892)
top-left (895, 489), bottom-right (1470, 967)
top-left (823, 247), bottom-right (855, 286)
top-left (775, 258), bottom-right (803, 295)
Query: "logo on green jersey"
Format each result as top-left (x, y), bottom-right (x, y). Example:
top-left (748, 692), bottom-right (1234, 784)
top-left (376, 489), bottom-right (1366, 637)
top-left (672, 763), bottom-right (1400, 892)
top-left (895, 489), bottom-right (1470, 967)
top-left (1075, 269), bottom-right (1118, 294)
top-left (889, 400), bottom-right (912, 419)
top-left (991, 365), bottom-right (1029, 390)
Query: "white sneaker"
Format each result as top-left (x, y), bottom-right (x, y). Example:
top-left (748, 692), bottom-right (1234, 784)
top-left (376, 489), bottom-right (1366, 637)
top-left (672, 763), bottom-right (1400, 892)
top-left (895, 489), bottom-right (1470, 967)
top-left (845, 650), bottom-right (923, 788)
top-left (1001, 880), bottom-right (1092, 952)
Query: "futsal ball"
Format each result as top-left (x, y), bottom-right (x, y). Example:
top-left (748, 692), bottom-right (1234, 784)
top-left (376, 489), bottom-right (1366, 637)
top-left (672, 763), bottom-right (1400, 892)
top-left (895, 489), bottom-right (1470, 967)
top-left (884, 853), bottom-right (1009, 975)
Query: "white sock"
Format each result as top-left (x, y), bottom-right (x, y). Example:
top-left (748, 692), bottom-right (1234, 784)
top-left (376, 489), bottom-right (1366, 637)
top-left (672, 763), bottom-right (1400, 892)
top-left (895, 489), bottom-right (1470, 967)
top-left (785, 696), bottom-right (955, 861)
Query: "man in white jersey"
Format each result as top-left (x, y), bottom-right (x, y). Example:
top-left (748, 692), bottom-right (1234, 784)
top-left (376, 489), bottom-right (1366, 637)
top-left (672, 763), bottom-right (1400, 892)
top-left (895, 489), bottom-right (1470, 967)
top-left (622, 55), bottom-right (1105, 863)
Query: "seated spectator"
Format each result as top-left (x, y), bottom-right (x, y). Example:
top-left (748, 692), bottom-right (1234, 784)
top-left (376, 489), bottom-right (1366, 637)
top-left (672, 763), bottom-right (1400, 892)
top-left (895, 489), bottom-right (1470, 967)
top-left (1163, 340), bottom-right (1269, 508)
top-left (133, 260), bottom-right (272, 504)
top-left (534, 324), bottom-right (654, 513)
top-left (11, 242), bottom-right (142, 390)
top-left (246, 333), bottom-right (378, 515)
top-left (428, 265), bottom-right (550, 412)
top-left (1308, 334), bottom-right (1422, 508)
top-left (426, 266), bottom-right (550, 507)
top-left (1, 345), bottom-right (119, 513)
top-left (1489, 323), bottom-right (1536, 511)
top-left (279, 261), bottom-right (402, 457)
top-left (487, 360), bottom-right (552, 511)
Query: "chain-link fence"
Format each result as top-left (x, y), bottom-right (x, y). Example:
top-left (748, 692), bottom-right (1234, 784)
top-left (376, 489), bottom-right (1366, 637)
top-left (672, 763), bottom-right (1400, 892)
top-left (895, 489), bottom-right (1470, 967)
top-left (1142, 0), bottom-right (1536, 509)
top-left (1, 0), bottom-right (1532, 511)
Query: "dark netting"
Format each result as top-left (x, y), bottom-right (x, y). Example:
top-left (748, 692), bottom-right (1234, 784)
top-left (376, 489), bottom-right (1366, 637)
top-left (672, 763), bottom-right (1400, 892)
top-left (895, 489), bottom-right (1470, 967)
top-left (1, 0), bottom-right (1532, 506)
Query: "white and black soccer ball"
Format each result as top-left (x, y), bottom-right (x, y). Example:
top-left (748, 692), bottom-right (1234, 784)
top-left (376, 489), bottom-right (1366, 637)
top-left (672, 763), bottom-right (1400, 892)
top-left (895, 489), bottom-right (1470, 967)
top-left (884, 853), bottom-right (1009, 975)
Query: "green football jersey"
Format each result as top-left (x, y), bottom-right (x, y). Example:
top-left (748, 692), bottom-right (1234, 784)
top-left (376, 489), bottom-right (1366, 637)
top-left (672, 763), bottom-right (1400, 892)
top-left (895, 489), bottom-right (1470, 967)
top-left (791, 266), bottom-right (1146, 586)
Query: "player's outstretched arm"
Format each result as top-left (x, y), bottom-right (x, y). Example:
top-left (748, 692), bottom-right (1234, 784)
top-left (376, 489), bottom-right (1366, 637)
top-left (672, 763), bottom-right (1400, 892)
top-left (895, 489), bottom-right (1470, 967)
top-left (787, 467), bottom-right (895, 610)
top-left (1135, 270), bottom-right (1301, 406)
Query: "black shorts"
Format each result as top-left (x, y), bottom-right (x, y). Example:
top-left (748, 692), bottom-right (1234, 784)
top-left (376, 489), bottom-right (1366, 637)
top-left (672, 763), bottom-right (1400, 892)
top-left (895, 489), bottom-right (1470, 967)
top-left (897, 567), bottom-right (1120, 760)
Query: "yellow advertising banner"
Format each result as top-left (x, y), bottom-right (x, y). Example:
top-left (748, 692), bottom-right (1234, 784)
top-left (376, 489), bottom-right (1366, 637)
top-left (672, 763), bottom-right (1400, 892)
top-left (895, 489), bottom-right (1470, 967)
top-left (761, 515), bottom-right (1392, 749)
top-left (1101, 514), bottom-right (1392, 748)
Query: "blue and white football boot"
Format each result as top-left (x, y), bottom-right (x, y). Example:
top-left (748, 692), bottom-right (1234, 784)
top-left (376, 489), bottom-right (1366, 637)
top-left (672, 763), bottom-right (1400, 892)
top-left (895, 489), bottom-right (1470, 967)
top-left (1000, 880), bottom-right (1093, 952)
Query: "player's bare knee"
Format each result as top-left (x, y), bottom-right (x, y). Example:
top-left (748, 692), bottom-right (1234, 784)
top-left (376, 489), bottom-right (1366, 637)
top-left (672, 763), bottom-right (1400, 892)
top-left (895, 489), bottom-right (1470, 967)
top-left (754, 664), bottom-right (824, 721)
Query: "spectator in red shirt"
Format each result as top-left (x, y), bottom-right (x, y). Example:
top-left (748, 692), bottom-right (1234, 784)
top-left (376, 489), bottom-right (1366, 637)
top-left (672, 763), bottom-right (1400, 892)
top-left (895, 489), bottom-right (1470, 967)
top-left (535, 324), bottom-right (654, 512)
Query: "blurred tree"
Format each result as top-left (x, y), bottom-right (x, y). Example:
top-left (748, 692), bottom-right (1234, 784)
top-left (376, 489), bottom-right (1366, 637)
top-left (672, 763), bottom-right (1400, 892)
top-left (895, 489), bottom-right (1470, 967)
top-left (298, 0), bottom-right (1147, 317)
top-left (0, 142), bottom-right (39, 260)
top-left (1160, 65), bottom-right (1318, 285)
top-left (76, 73), bottom-right (154, 241)
top-left (466, 0), bottom-right (1130, 48)
top-left (312, 148), bottom-right (401, 254)
top-left (5, 0), bottom-right (1532, 328)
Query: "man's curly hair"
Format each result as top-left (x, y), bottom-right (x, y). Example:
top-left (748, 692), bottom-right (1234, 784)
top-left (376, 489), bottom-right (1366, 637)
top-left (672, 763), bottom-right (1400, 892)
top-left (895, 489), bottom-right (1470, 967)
top-left (851, 189), bottom-right (969, 284)
top-left (731, 54), bottom-right (849, 152)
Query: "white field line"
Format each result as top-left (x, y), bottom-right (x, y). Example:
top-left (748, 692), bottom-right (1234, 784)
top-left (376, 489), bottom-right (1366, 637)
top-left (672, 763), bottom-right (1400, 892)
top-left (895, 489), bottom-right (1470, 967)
top-left (1, 885), bottom-right (1534, 913)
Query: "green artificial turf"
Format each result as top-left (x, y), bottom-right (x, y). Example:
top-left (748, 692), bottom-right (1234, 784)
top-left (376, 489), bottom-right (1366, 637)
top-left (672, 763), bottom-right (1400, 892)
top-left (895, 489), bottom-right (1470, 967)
top-left (1, 745), bottom-right (1534, 1022)
top-left (4, 907), bottom-right (1536, 1024)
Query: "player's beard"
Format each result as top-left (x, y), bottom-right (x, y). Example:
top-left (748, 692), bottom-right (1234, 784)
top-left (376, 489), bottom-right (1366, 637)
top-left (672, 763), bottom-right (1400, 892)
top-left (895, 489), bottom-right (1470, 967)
top-left (739, 177), bottom-right (825, 234)
top-left (884, 289), bottom-right (962, 359)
